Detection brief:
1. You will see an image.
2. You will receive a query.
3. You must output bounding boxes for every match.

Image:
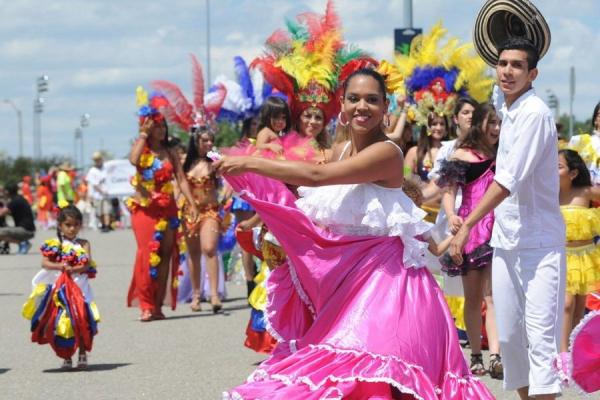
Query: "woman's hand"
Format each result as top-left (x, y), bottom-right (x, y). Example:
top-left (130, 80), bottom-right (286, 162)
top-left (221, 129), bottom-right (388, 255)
top-left (447, 214), bottom-right (464, 235)
top-left (236, 219), bottom-right (253, 232)
top-left (396, 94), bottom-right (406, 111)
top-left (449, 225), bottom-right (470, 265)
top-left (139, 118), bottom-right (153, 138)
top-left (214, 156), bottom-right (250, 176)
top-left (188, 205), bottom-right (199, 224)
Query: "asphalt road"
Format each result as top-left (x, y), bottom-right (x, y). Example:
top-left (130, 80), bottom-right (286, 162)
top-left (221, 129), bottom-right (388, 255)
top-left (0, 229), bottom-right (592, 400)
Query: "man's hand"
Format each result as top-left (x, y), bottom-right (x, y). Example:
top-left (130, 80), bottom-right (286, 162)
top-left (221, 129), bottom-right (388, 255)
top-left (449, 225), bottom-right (470, 264)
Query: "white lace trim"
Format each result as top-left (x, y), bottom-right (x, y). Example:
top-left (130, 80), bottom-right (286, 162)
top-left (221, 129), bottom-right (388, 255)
top-left (288, 260), bottom-right (317, 317)
top-left (235, 343), bottom-right (485, 400)
top-left (296, 184), bottom-right (432, 269)
top-left (309, 343), bottom-right (425, 373)
top-left (261, 260), bottom-right (316, 352)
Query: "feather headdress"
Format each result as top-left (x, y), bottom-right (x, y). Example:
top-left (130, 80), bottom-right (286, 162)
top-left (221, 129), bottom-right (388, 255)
top-left (214, 56), bottom-right (276, 122)
top-left (382, 22), bottom-right (494, 127)
top-left (151, 54), bottom-right (227, 133)
top-left (251, 0), bottom-right (376, 123)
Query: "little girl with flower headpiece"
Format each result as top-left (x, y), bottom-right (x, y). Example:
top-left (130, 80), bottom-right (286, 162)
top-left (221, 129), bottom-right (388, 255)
top-left (22, 203), bottom-right (99, 369)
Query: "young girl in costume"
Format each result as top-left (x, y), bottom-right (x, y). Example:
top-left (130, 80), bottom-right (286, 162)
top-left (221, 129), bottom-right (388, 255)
top-left (255, 96), bottom-right (291, 155)
top-left (435, 103), bottom-right (502, 378)
top-left (23, 204), bottom-right (99, 369)
top-left (127, 88), bottom-right (197, 322)
top-left (557, 149), bottom-right (600, 352)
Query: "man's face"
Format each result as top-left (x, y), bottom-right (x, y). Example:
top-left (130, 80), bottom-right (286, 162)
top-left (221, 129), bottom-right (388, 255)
top-left (94, 158), bottom-right (103, 167)
top-left (496, 49), bottom-right (537, 98)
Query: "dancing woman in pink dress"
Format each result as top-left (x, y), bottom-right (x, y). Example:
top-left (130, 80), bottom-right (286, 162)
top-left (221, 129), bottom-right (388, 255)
top-left (435, 103), bottom-right (502, 378)
top-left (217, 69), bottom-right (494, 399)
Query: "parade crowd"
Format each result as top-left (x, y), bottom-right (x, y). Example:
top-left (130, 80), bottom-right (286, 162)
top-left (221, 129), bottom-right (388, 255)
top-left (11, 1), bottom-right (600, 399)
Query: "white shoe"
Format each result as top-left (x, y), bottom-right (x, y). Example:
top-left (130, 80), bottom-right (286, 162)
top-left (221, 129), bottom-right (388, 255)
top-left (61, 358), bottom-right (73, 370)
top-left (76, 354), bottom-right (88, 369)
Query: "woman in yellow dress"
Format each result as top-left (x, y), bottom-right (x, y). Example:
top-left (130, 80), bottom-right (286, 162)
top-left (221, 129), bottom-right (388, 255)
top-left (558, 149), bottom-right (600, 352)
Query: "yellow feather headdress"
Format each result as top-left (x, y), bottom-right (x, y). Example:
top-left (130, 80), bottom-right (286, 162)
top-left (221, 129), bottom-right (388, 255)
top-left (381, 22), bottom-right (494, 127)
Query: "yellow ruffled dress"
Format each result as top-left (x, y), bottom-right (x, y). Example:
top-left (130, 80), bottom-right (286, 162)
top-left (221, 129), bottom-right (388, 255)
top-left (561, 205), bottom-right (600, 295)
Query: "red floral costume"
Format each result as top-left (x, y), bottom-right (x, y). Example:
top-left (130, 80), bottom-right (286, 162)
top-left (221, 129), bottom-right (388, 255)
top-left (126, 146), bottom-right (186, 313)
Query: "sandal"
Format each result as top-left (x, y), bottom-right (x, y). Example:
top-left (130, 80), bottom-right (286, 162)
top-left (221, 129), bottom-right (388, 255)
top-left (469, 353), bottom-right (486, 376)
top-left (152, 310), bottom-right (166, 320)
top-left (211, 295), bottom-right (223, 314)
top-left (77, 353), bottom-right (88, 370)
top-left (489, 353), bottom-right (504, 380)
top-left (190, 293), bottom-right (203, 312)
top-left (140, 309), bottom-right (153, 322)
top-left (61, 358), bottom-right (73, 370)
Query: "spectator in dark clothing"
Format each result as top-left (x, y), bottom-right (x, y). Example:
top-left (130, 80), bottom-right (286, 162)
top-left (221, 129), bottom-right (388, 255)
top-left (0, 186), bottom-right (9, 254)
top-left (0, 182), bottom-right (36, 254)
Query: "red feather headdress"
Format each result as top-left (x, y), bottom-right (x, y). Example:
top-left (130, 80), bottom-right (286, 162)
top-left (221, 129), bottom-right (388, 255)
top-left (152, 54), bottom-right (227, 133)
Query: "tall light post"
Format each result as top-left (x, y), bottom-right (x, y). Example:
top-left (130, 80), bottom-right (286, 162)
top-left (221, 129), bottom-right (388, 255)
top-left (74, 127), bottom-right (82, 167)
top-left (79, 113), bottom-right (90, 169)
top-left (33, 75), bottom-right (49, 159)
top-left (403, 0), bottom-right (413, 28)
top-left (569, 66), bottom-right (575, 138)
top-left (2, 99), bottom-right (23, 157)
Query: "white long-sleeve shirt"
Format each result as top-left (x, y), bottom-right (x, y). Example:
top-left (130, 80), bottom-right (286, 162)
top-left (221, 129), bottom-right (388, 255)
top-left (491, 88), bottom-right (565, 250)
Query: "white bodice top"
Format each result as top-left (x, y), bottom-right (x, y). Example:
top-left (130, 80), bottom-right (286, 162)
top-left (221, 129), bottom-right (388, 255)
top-left (295, 141), bottom-right (432, 268)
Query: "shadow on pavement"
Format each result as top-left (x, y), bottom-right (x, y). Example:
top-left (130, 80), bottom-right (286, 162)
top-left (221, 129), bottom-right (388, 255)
top-left (43, 363), bottom-right (131, 373)
top-left (222, 296), bottom-right (247, 303)
top-left (0, 292), bottom-right (24, 296)
top-left (0, 368), bottom-right (10, 374)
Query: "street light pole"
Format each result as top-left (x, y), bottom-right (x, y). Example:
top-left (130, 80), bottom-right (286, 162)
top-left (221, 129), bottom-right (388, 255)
top-left (569, 66), bottom-right (575, 138)
top-left (34, 75), bottom-right (49, 159)
top-left (2, 99), bottom-right (23, 157)
top-left (403, 0), bottom-right (413, 29)
top-left (79, 113), bottom-right (90, 169)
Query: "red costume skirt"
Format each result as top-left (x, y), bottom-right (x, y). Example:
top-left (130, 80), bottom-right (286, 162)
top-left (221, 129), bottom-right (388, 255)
top-left (127, 203), bottom-right (180, 312)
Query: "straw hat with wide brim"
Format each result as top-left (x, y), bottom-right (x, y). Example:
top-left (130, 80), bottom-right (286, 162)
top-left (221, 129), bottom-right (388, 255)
top-left (58, 161), bottom-right (75, 171)
top-left (473, 0), bottom-right (551, 67)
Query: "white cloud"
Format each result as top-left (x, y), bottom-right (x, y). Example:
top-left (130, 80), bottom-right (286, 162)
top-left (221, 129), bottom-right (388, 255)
top-left (0, 0), bottom-right (598, 160)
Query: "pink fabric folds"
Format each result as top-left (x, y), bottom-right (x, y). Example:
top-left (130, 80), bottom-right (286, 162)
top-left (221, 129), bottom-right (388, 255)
top-left (224, 172), bottom-right (494, 399)
top-left (570, 311), bottom-right (600, 393)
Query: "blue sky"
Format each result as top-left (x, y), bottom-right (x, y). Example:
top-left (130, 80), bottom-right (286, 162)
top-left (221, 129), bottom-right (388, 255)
top-left (0, 0), bottom-right (598, 163)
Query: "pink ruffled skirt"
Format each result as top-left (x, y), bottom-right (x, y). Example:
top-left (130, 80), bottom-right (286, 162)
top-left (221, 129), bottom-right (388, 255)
top-left (223, 173), bottom-right (494, 400)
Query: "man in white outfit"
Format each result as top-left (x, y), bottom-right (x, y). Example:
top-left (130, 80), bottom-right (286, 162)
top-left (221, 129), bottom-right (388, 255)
top-left (450, 38), bottom-right (565, 399)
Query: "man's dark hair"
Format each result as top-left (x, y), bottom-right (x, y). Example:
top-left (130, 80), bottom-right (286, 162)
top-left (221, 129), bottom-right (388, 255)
top-left (5, 182), bottom-right (18, 196)
top-left (497, 37), bottom-right (540, 70)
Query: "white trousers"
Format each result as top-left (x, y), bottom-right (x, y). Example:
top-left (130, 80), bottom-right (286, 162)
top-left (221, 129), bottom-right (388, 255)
top-left (492, 246), bottom-right (566, 396)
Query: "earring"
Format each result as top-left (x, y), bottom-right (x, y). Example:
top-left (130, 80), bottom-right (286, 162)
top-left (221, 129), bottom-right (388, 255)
top-left (384, 113), bottom-right (391, 128)
top-left (337, 111), bottom-right (349, 127)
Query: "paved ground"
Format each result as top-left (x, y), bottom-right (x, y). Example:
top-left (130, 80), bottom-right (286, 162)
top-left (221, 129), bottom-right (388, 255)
top-left (0, 229), bottom-right (592, 399)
